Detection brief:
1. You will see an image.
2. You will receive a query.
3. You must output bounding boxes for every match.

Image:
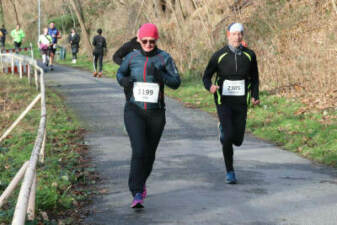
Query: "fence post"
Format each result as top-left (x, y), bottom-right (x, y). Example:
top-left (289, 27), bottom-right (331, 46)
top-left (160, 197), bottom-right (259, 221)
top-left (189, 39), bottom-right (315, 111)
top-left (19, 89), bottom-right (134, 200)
top-left (27, 174), bottom-right (36, 221)
top-left (28, 64), bottom-right (31, 84)
top-left (11, 56), bottom-right (14, 75)
top-left (30, 42), bottom-right (34, 59)
top-left (19, 61), bottom-right (23, 79)
top-left (39, 128), bottom-right (46, 163)
top-left (34, 67), bottom-right (39, 90)
top-left (0, 54), bottom-right (3, 72)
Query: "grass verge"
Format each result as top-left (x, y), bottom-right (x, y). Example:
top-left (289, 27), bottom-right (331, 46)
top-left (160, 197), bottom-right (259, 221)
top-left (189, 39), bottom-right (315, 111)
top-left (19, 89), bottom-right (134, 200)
top-left (0, 74), bottom-right (96, 224)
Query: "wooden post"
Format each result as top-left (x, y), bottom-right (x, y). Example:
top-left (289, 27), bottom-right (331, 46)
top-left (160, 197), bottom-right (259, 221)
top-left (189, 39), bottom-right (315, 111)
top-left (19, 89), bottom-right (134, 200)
top-left (34, 67), bottom-right (38, 90)
top-left (27, 174), bottom-right (36, 221)
top-left (28, 64), bottom-right (31, 84)
top-left (11, 56), bottom-right (14, 75)
top-left (39, 129), bottom-right (46, 163)
top-left (0, 54), bottom-right (3, 72)
top-left (0, 94), bottom-right (41, 143)
top-left (0, 161), bottom-right (29, 208)
top-left (19, 61), bottom-right (22, 78)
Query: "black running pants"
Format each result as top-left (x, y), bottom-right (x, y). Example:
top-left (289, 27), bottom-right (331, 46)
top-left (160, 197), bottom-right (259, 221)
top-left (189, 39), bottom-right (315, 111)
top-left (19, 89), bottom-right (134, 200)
top-left (216, 103), bottom-right (247, 172)
top-left (124, 103), bottom-right (166, 196)
top-left (93, 53), bottom-right (103, 72)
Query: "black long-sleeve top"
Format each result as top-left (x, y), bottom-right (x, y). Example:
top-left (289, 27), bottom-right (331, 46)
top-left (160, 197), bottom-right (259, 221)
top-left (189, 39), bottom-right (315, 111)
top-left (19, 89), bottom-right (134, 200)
top-left (93, 35), bottom-right (106, 54)
top-left (68, 33), bottom-right (80, 48)
top-left (113, 37), bottom-right (141, 65)
top-left (202, 45), bottom-right (259, 105)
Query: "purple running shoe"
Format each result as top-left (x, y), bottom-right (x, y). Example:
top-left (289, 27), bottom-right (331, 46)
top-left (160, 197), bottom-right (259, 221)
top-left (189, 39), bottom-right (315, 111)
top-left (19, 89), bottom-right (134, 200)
top-left (130, 193), bottom-right (144, 208)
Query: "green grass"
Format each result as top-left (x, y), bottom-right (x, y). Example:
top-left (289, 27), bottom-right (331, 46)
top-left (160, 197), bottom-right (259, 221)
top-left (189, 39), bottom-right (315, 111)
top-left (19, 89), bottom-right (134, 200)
top-left (167, 76), bottom-right (337, 167)
top-left (0, 75), bottom-right (92, 224)
top-left (58, 52), bottom-right (119, 78)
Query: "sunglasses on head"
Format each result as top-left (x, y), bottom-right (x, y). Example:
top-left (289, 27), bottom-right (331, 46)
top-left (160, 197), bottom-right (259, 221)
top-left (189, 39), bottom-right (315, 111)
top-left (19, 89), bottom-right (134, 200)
top-left (141, 39), bottom-right (156, 45)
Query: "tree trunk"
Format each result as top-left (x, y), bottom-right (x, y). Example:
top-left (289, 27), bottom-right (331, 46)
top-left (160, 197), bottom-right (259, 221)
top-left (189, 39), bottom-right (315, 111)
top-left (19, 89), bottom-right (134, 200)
top-left (8, 0), bottom-right (19, 24)
top-left (176, 0), bottom-right (185, 20)
top-left (69, 0), bottom-right (92, 58)
top-left (0, 0), bottom-right (5, 26)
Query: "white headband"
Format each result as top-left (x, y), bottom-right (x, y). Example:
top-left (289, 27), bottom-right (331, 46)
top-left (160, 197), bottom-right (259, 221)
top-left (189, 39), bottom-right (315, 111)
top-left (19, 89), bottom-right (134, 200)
top-left (229, 23), bottom-right (244, 33)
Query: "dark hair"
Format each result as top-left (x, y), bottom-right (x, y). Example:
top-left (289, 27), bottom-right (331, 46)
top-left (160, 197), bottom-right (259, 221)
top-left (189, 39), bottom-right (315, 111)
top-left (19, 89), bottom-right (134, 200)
top-left (227, 23), bottom-right (235, 31)
top-left (97, 28), bottom-right (102, 34)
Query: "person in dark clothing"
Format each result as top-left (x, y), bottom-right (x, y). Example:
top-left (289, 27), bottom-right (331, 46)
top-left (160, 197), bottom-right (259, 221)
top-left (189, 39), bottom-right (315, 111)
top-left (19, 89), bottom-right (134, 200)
top-left (68, 28), bottom-right (80, 64)
top-left (92, 28), bottom-right (106, 78)
top-left (117, 23), bottom-right (180, 208)
top-left (202, 22), bottom-right (260, 184)
top-left (113, 37), bottom-right (141, 100)
top-left (0, 25), bottom-right (7, 49)
top-left (113, 36), bottom-right (141, 65)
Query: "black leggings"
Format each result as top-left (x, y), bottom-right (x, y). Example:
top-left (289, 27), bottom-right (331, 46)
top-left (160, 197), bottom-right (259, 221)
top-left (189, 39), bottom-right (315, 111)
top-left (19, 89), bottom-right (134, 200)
top-left (93, 53), bottom-right (103, 72)
top-left (14, 42), bottom-right (21, 50)
top-left (72, 47), bottom-right (78, 59)
top-left (216, 103), bottom-right (247, 172)
top-left (124, 103), bottom-right (166, 196)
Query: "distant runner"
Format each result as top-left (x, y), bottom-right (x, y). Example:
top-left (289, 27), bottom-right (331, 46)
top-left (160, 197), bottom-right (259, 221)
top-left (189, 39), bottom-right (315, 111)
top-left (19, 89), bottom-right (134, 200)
top-left (48, 22), bottom-right (62, 71)
top-left (10, 24), bottom-right (25, 53)
top-left (113, 36), bottom-right (140, 65)
top-left (68, 28), bottom-right (80, 64)
top-left (38, 27), bottom-right (53, 71)
top-left (92, 28), bottom-right (106, 78)
top-left (202, 23), bottom-right (260, 184)
top-left (113, 35), bottom-right (141, 100)
top-left (0, 24), bottom-right (8, 49)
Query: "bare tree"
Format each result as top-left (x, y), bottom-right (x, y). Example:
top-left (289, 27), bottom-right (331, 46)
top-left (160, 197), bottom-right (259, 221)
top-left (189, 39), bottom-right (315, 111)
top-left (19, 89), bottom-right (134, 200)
top-left (8, 0), bottom-right (19, 24)
top-left (0, 0), bottom-right (5, 26)
top-left (69, 0), bottom-right (92, 57)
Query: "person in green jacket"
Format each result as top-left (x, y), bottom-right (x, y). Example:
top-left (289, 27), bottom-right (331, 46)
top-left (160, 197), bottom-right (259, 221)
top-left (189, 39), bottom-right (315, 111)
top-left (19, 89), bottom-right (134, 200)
top-left (11, 24), bottom-right (25, 52)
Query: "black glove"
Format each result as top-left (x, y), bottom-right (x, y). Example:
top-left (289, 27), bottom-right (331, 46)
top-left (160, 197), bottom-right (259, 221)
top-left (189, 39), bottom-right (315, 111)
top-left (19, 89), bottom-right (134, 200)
top-left (149, 62), bottom-right (164, 83)
top-left (120, 77), bottom-right (133, 89)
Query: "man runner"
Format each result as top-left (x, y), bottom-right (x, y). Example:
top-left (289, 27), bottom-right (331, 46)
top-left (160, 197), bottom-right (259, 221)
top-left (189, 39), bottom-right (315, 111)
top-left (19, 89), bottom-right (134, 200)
top-left (202, 22), bottom-right (260, 184)
top-left (10, 24), bottom-right (25, 53)
top-left (48, 22), bottom-right (62, 71)
top-left (92, 28), bottom-right (106, 78)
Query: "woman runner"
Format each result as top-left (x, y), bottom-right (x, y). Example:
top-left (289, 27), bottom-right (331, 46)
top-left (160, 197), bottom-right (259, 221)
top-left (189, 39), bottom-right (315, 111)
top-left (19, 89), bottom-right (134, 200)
top-left (116, 23), bottom-right (181, 208)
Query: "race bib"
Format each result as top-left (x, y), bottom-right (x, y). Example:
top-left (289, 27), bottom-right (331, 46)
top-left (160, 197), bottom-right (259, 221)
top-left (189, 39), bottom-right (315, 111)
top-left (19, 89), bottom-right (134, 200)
top-left (222, 80), bottom-right (245, 96)
top-left (133, 82), bottom-right (160, 103)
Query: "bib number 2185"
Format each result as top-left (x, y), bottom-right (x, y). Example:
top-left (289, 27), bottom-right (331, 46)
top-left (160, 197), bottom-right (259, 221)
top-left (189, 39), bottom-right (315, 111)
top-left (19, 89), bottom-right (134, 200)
top-left (222, 80), bottom-right (245, 96)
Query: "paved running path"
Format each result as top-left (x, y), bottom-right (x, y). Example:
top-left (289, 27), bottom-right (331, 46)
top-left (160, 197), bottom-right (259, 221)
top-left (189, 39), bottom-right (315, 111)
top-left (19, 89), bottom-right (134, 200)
top-left (45, 65), bottom-right (337, 225)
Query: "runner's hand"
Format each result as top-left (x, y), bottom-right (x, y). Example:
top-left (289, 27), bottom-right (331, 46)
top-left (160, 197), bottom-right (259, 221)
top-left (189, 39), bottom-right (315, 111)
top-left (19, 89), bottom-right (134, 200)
top-left (150, 62), bottom-right (164, 83)
top-left (251, 98), bottom-right (260, 106)
top-left (120, 77), bottom-right (133, 89)
top-left (209, 85), bottom-right (219, 94)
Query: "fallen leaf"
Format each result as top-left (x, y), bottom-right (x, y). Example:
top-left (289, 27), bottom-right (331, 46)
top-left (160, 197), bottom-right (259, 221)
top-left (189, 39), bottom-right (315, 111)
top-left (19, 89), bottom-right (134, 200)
top-left (40, 211), bottom-right (49, 221)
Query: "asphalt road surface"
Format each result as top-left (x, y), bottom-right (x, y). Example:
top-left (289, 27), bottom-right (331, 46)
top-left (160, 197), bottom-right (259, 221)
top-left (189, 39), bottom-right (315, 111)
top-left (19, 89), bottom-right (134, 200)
top-left (45, 65), bottom-right (337, 225)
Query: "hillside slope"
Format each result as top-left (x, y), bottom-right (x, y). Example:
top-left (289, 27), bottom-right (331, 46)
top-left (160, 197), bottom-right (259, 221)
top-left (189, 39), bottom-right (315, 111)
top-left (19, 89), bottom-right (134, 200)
top-left (2, 0), bottom-right (336, 110)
